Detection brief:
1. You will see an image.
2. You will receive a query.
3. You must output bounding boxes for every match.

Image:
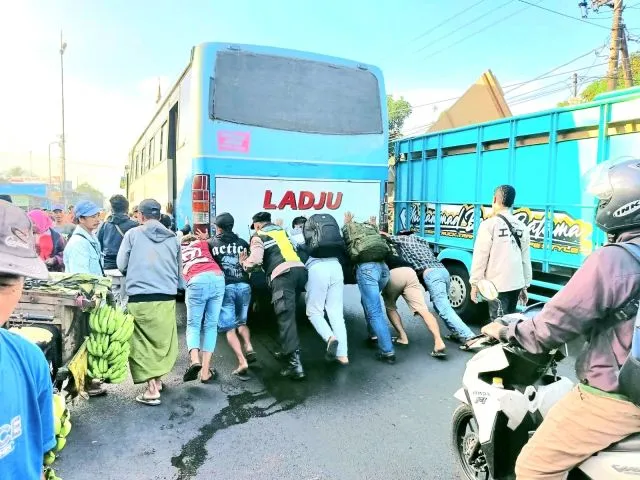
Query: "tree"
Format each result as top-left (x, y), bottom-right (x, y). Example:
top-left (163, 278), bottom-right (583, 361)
top-left (74, 182), bottom-right (105, 207)
top-left (5, 166), bottom-right (28, 177)
top-left (558, 52), bottom-right (640, 107)
top-left (388, 95), bottom-right (412, 154)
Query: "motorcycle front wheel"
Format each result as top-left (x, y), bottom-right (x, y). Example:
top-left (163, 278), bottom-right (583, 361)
top-left (452, 404), bottom-right (492, 480)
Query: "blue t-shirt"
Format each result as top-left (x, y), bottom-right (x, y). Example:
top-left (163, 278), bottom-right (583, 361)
top-left (0, 329), bottom-right (55, 480)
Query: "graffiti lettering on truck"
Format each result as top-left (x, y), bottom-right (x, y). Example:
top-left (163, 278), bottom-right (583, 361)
top-left (406, 203), bottom-right (593, 255)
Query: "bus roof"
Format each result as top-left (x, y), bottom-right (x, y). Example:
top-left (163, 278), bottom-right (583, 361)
top-left (130, 42), bottom-right (384, 151)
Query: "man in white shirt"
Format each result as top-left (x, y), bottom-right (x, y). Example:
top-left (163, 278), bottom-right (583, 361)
top-left (470, 185), bottom-right (532, 319)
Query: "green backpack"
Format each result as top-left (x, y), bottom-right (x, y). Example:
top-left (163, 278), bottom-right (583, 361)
top-left (342, 222), bottom-right (390, 263)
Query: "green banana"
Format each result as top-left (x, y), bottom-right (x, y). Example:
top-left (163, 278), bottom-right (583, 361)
top-left (113, 311), bottom-right (126, 333)
top-left (104, 341), bottom-right (115, 360)
top-left (107, 341), bottom-right (122, 362)
top-left (98, 308), bottom-right (107, 333)
top-left (102, 333), bottom-right (109, 353)
top-left (107, 308), bottom-right (117, 334)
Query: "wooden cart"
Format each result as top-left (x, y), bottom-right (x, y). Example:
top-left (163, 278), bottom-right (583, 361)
top-left (8, 290), bottom-right (92, 393)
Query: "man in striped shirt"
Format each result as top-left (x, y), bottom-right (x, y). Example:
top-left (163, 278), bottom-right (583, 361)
top-left (383, 231), bottom-right (475, 347)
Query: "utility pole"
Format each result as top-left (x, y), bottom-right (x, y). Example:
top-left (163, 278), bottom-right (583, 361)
top-left (620, 25), bottom-right (633, 87)
top-left (572, 72), bottom-right (579, 99)
top-left (606, 0), bottom-right (623, 91)
top-left (60, 31), bottom-right (67, 204)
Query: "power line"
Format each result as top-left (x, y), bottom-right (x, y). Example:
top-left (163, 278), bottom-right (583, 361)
top-left (414, 0), bottom-right (514, 53)
top-left (504, 44), bottom-right (607, 95)
top-left (411, 0), bottom-right (491, 44)
top-left (516, 0), bottom-right (611, 29)
top-left (408, 61), bottom-right (609, 111)
top-left (423, 0), bottom-right (541, 60)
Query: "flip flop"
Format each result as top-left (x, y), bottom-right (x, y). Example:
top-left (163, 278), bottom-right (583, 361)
top-left (200, 369), bottom-right (218, 384)
top-left (391, 337), bottom-right (409, 347)
top-left (431, 349), bottom-right (448, 359)
top-left (232, 368), bottom-right (251, 381)
top-left (183, 363), bottom-right (202, 382)
top-left (245, 350), bottom-right (257, 364)
top-left (325, 338), bottom-right (339, 361)
top-left (135, 394), bottom-right (161, 406)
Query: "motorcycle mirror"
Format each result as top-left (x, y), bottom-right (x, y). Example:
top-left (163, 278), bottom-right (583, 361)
top-left (477, 279), bottom-right (499, 302)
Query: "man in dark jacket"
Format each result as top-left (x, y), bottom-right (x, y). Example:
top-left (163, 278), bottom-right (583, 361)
top-left (240, 211), bottom-right (307, 380)
top-left (482, 158), bottom-right (640, 478)
top-left (98, 194), bottom-right (138, 306)
top-left (206, 213), bottom-right (255, 378)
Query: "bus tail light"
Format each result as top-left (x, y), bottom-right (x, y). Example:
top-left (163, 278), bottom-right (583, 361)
top-left (192, 174), bottom-right (210, 235)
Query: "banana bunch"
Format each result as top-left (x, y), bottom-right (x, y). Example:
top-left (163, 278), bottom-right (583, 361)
top-left (86, 305), bottom-right (135, 384)
top-left (44, 393), bottom-right (72, 469)
top-left (44, 467), bottom-right (62, 480)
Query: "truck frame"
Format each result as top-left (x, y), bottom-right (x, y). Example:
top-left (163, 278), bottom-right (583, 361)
top-left (393, 87), bottom-right (640, 321)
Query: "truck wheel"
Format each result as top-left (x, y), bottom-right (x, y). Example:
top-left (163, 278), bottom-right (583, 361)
top-left (446, 263), bottom-right (483, 324)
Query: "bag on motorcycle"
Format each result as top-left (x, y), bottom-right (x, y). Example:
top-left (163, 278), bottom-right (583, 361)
top-left (342, 221), bottom-right (390, 263)
top-left (303, 214), bottom-right (345, 258)
top-left (607, 243), bottom-right (640, 405)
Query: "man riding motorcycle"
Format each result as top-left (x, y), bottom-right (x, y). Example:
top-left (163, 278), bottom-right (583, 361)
top-left (481, 157), bottom-right (640, 479)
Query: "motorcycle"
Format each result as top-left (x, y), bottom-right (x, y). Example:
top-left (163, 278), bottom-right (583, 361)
top-left (452, 283), bottom-right (640, 479)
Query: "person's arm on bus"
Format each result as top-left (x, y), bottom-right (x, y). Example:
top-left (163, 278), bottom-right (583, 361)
top-left (116, 230), bottom-right (133, 275)
top-left (469, 221), bottom-right (493, 303)
top-left (240, 236), bottom-right (264, 270)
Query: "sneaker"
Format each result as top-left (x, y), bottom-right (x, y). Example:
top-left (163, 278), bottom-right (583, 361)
top-left (376, 352), bottom-right (396, 364)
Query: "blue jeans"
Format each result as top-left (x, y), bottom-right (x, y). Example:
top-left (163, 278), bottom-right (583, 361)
top-left (423, 268), bottom-right (475, 341)
top-left (218, 283), bottom-right (251, 333)
top-left (356, 262), bottom-right (394, 355)
top-left (186, 271), bottom-right (225, 352)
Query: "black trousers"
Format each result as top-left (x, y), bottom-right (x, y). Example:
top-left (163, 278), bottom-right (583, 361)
top-left (489, 289), bottom-right (521, 321)
top-left (270, 267), bottom-right (308, 355)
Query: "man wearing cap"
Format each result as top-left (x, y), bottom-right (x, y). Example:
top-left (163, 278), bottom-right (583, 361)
top-left (98, 195), bottom-right (138, 307)
top-left (63, 201), bottom-right (104, 276)
top-left (117, 198), bottom-right (180, 405)
top-left (239, 211), bottom-right (307, 380)
top-left (0, 200), bottom-right (56, 479)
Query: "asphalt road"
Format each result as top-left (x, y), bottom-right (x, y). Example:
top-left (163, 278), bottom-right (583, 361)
top-left (54, 287), bottom-right (574, 480)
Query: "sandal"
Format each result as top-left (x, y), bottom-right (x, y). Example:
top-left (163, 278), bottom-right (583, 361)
top-left (183, 363), bottom-right (202, 382)
top-left (459, 335), bottom-right (485, 352)
top-left (325, 338), bottom-right (339, 361)
top-left (391, 337), bottom-right (409, 347)
top-left (431, 348), bottom-right (447, 359)
top-left (245, 350), bottom-right (257, 364)
top-left (135, 394), bottom-right (161, 406)
top-left (200, 369), bottom-right (218, 384)
top-left (232, 367), bottom-right (251, 381)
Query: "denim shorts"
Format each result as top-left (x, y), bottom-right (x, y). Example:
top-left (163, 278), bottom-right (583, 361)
top-left (218, 282), bottom-right (251, 333)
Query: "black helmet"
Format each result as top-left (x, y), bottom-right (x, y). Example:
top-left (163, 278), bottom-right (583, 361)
top-left (588, 158), bottom-right (640, 233)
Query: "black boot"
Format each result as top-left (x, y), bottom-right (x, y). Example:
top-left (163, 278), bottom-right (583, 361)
top-left (280, 350), bottom-right (306, 380)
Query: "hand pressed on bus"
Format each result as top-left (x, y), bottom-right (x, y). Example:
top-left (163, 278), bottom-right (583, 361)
top-left (344, 211), bottom-right (354, 224)
top-left (195, 228), bottom-right (209, 240)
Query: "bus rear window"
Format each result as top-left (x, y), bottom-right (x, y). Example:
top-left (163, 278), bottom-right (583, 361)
top-left (211, 51), bottom-right (383, 135)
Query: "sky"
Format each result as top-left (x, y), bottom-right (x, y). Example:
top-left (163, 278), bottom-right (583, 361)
top-left (1, 0), bottom-right (639, 195)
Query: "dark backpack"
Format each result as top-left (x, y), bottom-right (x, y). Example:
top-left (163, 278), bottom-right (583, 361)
top-left (342, 221), bottom-right (390, 263)
top-left (303, 214), bottom-right (345, 258)
top-left (607, 242), bottom-right (640, 405)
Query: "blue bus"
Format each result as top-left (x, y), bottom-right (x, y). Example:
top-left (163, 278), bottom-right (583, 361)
top-left (393, 87), bottom-right (640, 321)
top-left (126, 42), bottom-right (389, 237)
